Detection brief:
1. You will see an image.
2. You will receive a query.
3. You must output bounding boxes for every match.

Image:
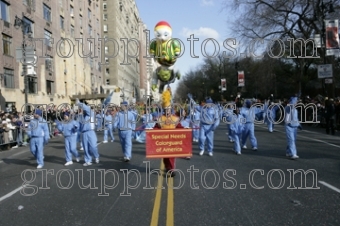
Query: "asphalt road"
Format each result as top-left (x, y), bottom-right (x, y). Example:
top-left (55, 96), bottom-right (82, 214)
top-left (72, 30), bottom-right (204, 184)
top-left (0, 122), bottom-right (340, 226)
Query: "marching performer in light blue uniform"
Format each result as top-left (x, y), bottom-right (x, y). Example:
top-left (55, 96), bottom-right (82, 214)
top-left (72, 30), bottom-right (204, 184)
top-left (228, 107), bottom-right (245, 155)
top-left (103, 110), bottom-right (114, 143)
top-left (285, 96), bottom-right (302, 159)
top-left (188, 94), bottom-right (220, 157)
top-left (56, 112), bottom-right (80, 166)
top-left (225, 105), bottom-right (235, 143)
top-left (113, 101), bottom-right (136, 162)
top-left (136, 108), bottom-right (155, 143)
top-left (264, 100), bottom-right (279, 133)
top-left (26, 109), bottom-right (50, 169)
top-left (191, 108), bottom-right (200, 142)
top-left (77, 99), bottom-right (100, 166)
top-left (240, 100), bottom-right (262, 151)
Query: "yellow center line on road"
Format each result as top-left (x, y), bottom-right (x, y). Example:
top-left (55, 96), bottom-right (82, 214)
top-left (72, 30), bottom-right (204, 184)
top-left (166, 177), bottom-right (174, 226)
top-left (150, 161), bottom-right (165, 226)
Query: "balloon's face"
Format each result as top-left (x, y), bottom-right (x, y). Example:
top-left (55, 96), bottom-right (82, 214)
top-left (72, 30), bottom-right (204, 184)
top-left (158, 68), bottom-right (171, 81)
top-left (154, 26), bottom-right (172, 42)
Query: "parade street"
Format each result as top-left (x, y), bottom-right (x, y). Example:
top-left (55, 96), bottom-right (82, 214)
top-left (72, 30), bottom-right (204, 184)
top-left (0, 123), bottom-right (340, 226)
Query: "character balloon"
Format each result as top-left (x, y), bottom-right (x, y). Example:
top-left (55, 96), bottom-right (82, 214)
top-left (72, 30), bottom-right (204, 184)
top-left (149, 21), bottom-right (181, 93)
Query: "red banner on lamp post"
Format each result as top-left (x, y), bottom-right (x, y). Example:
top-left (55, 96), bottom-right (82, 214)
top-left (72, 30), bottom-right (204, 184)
top-left (238, 71), bottom-right (245, 87)
top-left (145, 129), bottom-right (192, 158)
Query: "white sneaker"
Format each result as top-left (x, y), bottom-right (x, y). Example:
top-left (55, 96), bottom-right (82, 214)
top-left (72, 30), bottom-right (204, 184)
top-left (37, 165), bottom-right (43, 169)
top-left (199, 150), bottom-right (204, 156)
top-left (95, 158), bottom-right (99, 163)
top-left (83, 162), bottom-right (92, 166)
top-left (64, 161), bottom-right (73, 166)
top-left (12, 145), bottom-right (18, 149)
top-left (80, 147), bottom-right (84, 151)
top-left (103, 140), bottom-right (108, 143)
top-left (242, 145), bottom-right (247, 149)
top-left (229, 140), bottom-right (234, 143)
top-left (290, 155), bottom-right (299, 160)
top-left (236, 152), bottom-right (241, 155)
top-left (208, 152), bottom-right (213, 157)
top-left (76, 158), bottom-right (80, 162)
top-left (252, 147), bottom-right (258, 151)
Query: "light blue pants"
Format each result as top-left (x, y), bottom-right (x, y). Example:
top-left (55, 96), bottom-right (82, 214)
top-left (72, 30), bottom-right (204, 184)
top-left (65, 135), bottom-right (79, 162)
top-left (104, 126), bottom-right (114, 141)
top-left (231, 131), bottom-right (242, 153)
top-left (82, 131), bottom-right (99, 163)
top-left (192, 124), bottom-right (199, 140)
top-left (199, 126), bottom-right (214, 152)
top-left (119, 130), bottom-right (132, 159)
top-left (285, 125), bottom-right (297, 156)
top-left (228, 125), bottom-right (233, 141)
top-left (30, 137), bottom-right (44, 166)
top-left (242, 123), bottom-right (257, 148)
top-left (77, 132), bottom-right (83, 149)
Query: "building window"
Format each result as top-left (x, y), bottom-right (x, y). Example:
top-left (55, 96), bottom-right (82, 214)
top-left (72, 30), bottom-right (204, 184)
top-left (23, 18), bottom-right (34, 36)
top-left (103, 3), bottom-right (107, 10)
top-left (88, 9), bottom-right (91, 19)
top-left (103, 14), bottom-right (107, 21)
top-left (60, 16), bottom-right (64, 30)
top-left (43, 4), bottom-right (51, 22)
top-left (106, 79), bottom-right (110, 85)
top-left (70, 5), bottom-right (74, 16)
top-left (88, 24), bottom-right (92, 36)
top-left (44, 30), bottom-right (52, 47)
top-left (3, 68), bottom-right (14, 88)
top-left (46, 80), bottom-right (54, 95)
top-left (79, 32), bottom-right (83, 44)
top-left (59, 0), bottom-right (63, 8)
top-left (70, 25), bottom-right (74, 38)
top-left (103, 24), bottom-right (107, 32)
top-left (23, 0), bottom-right (33, 8)
top-left (2, 34), bottom-right (11, 56)
top-left (105, 46), bottom-right (108, 54)
top-left (45, 57), bottom-right (53, 71)
top-left (79, 14), bottom-right (83, 28)
top-left (105, 68), bottom-right (109, 75)
top-left (0, 0), bottom-right (9, 22)
top-left (28, 76), bottom-right (37, 94)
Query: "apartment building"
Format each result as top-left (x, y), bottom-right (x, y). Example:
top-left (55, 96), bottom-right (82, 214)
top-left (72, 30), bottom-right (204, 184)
top-left (101, 0), bottom-right (146, 104)
top-left (0, 0), bottom-right (104, 111)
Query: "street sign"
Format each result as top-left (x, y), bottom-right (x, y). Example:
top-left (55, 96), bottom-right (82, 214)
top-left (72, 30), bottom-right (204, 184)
top-left (325, 78), bottom-right (333, 84)
top-left (318, 64), bottom-right (333, 78)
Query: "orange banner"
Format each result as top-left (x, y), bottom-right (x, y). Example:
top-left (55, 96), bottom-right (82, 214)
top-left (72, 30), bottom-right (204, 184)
top-left (145, 129), bottom-right (192, 158)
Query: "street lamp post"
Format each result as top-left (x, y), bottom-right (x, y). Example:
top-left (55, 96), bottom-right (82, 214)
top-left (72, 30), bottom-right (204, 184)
top-left (14, 16), bottom-right (33, 112)
top-left (320, 0), bottom-right (335, 97)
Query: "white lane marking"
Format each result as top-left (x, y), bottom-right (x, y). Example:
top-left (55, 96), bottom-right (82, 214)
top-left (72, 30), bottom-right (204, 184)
top-left (0, 185), bottom-right (26, 203)
top-left (255, 124), bottom-right (340, 148)
top-left (319, 181), bottom-right (340, 194)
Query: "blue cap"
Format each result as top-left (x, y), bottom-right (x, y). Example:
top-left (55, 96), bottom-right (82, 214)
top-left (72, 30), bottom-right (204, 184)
top-left (206, 98), bottom-right (213, 103)
top-left (35, 109), bottom-right (43, 116)
top-left (121, 101), bottom-right (128, 105)
top-left (245, 100), bottom-right (252, 108)
top-left (64, 112), bottom-right (70, 116)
